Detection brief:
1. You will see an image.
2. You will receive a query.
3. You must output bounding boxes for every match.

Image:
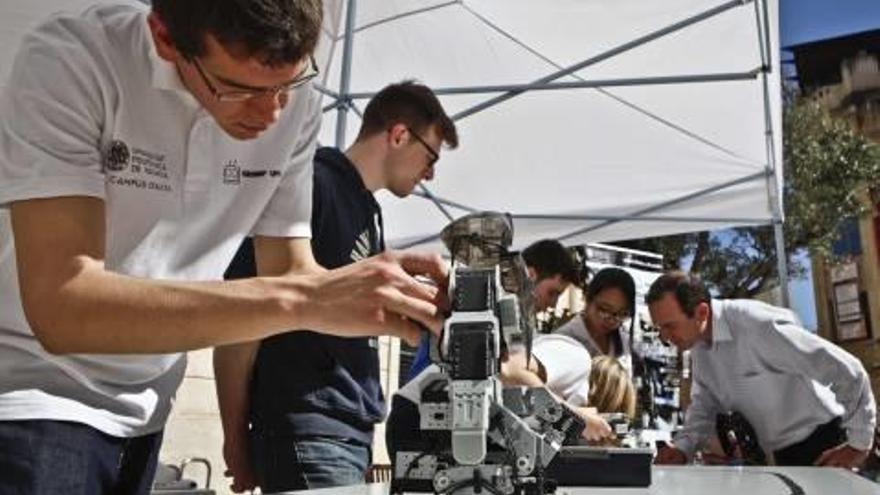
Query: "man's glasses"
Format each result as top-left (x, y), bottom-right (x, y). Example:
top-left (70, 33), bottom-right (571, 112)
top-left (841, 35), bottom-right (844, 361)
top-left (406, 127), bottom-right (439, 167)
top-left (192, 55), bottom-right (319, 102)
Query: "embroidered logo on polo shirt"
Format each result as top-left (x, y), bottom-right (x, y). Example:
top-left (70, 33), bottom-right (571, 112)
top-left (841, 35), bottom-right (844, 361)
top-left (104, 140), bottom-right (130, 172)
top-left (105, 143), bottom-right (173, 193)
top-left (222, 159), bottom-right (282, 185)
top-left (223, 160), bottom-right (241, 185)
top-left (241, 170), bottom-right (283, 178)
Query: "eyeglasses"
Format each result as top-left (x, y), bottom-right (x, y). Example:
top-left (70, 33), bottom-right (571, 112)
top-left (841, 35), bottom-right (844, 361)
top-left (406, 127), bottom-right (440, 167)
top-left (594, 303), bottom-right (631, 323)
top-left (191, 55), bottom-right (319, 102)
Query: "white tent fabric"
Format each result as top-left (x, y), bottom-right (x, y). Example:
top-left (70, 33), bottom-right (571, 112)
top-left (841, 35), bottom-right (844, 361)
top-left (0, 1), bottom-right (147, 94)
top-left (314, 0), bottom-right (783, 252)
top-left (1, 0), bottom-right (782, 253)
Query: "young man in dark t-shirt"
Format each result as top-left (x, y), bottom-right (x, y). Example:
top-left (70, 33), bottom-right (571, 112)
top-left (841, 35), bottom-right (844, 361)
top-left (216, 81), bottom-right (458, 493)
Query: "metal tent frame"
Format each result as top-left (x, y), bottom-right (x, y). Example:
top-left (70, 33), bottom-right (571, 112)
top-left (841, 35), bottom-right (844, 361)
top-left (318, 0), bottom-right (789, 305)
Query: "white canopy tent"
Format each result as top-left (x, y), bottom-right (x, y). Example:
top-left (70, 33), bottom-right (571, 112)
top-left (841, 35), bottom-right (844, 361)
top-left (314, 0), bottom-right (786, 300)
top-left (0, 0), bottom-right (785, 300)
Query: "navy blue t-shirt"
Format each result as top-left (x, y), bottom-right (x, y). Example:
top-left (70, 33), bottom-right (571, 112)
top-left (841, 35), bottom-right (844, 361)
top-left (407, 336), bottom-right (432, 382)
top-left (225, 147), bottom-right (385, 445)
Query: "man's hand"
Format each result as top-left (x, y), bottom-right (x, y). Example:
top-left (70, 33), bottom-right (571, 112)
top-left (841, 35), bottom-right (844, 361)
top-left (582, 414), bottom-right (613, 442)
top-left (223, 437), bottom-right (257, 494)
top-left (699, 435), bottom-right (743, 465)
top-left (814, 443), bottom-right (868, 469)
top-left (573, 407), bottom-right (614, 442)
top-left (295, 251), bottom-right (449, 346)
top-left (655, 445), bottom-right (688, 465)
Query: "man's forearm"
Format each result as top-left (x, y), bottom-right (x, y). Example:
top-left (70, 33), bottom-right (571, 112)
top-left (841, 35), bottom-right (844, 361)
top-left (23, 259), bottom-right (308, 354)
top-left (500, 367), bottom-right (545, 388)
top-left (672, 381), bottom-right (718, 459)
top-left (12, 197), bottom-right (448, 354)
top-left (215, 342), bottom-right (261, 441)
top-left (499, 352), bottom-right (545, 389)
top-left (842, 377), bottom-right (877, 451)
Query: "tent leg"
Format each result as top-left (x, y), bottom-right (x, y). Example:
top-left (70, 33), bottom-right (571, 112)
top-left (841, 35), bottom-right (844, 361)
top-left (335, 0), bottom-right (357, 148)
top-left (774, 220), bottom-right (790, 308)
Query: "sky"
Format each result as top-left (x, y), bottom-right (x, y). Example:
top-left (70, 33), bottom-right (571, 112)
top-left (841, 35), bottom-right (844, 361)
top-left (780, 0), bottom-right (880, 48)
top-left (776, 0), bottom-right (880, 330)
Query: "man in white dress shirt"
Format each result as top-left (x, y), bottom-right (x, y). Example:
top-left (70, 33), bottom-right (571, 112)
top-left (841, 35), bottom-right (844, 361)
top-left (647, 272), bottom-right (875, 469)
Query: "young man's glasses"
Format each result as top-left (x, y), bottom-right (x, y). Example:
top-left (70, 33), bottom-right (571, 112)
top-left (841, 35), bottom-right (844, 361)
top-left (406, 127), bottom-right (439, 167)
top-left (192, 55), bottom-right (319, 103)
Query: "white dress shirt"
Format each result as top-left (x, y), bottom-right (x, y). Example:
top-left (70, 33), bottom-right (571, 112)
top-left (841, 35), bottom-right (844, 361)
top-left (673, 299), bottom-right (876, 459)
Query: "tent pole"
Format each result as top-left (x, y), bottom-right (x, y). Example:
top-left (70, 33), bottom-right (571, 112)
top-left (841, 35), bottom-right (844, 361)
top-left (456, 0), bottom-right (753, 163)
top-left (774, 220), bottom-right (790, 307)
top-left (556, 170), bottom-right (768, 241)
top-left (346, 70), bottom-right (762, 100)
top-left (516, 214), bottom-right (772, 224)
top-left (411, 191), bottom-right (477, 213)
top-left (416, 184), bottom-right (456, 221)
top-left (335, 0), bottom-right (357, 148)
top-left (350, 0), bottom-right (457, 36)
top-left (313, 84), bottom-right (340, 100)
top-left (451, 0), bottom-right (753, 121)
top-left (754, 0), bottom-right (789, 307)
top-left (394, 171), bottom-right (770, 249)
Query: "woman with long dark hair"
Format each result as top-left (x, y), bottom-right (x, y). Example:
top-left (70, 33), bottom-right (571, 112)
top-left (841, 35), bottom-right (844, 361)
top-left (555, 267), bottom-right (636, 372)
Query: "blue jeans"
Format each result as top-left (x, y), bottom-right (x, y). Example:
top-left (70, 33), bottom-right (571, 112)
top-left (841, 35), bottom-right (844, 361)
top-left (0, 420), bottom-right (163, 495)
top-left (251, 431), bottom-right (370, 493)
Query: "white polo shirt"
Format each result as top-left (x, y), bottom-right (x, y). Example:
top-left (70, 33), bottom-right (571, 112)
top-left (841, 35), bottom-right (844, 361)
top-left (398, 334), bottom-right (591, 408)
top-left (0, 3), bottom-right (320, 437)
top-left (531, 334), bottom-right (591, 407)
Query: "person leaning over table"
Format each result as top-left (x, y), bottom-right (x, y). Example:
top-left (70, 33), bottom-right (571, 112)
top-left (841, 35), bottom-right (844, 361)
top-left (648, 271), bottom-right (875, 468)
top-left (386, 331), bottom-right (615, 465)
top-left (554, 267), bottom-right (637, 375)
top-left (217, 80), bottom-right (459, 493)
top-left (0, 1), bottom-right (447, 494)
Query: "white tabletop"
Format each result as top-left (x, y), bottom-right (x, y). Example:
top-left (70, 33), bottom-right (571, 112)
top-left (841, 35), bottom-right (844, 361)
top-left (278, 466), bottom-right (880, 494)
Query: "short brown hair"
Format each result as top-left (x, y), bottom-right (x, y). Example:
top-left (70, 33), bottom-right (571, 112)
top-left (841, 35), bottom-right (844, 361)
top-left (645, 271), bottom-right (711, 318)
top-left (152, 0), bottom-right (322, 67)
top-left (521, 239), bottom-right (580, 285)
top-left (356, 81), bottom-right (458, 149)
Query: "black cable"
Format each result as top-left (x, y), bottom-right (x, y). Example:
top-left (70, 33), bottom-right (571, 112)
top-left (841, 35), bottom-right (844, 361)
top-left (760, 471), bottom-right (807, 495)
top-left (436, 321), bottom-right (447, 362)
top-left (403, 451), bottom-right (431, 479)
top-left (402, 446), bottom-right (455, 479)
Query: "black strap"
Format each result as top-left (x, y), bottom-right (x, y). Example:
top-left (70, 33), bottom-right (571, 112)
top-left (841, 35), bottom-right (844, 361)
top-left (367, 192), bottom-right (385, 254)
top-left (763, 471), bottom-right (807, 495)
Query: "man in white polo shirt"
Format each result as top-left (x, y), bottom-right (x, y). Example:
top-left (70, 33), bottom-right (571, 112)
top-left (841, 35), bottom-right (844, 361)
top-left (0, 1), bottom-right (447, 494)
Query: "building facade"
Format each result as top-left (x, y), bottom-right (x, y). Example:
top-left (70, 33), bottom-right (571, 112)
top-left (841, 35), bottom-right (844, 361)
top-left (789, 30), bottom-right (880, 394)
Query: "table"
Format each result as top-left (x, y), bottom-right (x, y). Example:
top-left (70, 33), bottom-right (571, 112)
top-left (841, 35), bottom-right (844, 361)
top-left (278, 466), bottom-right (880, 494)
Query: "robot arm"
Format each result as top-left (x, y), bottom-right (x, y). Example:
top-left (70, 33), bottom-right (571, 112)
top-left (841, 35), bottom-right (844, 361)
top-left (390, 213), bottom-right (580, 495)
